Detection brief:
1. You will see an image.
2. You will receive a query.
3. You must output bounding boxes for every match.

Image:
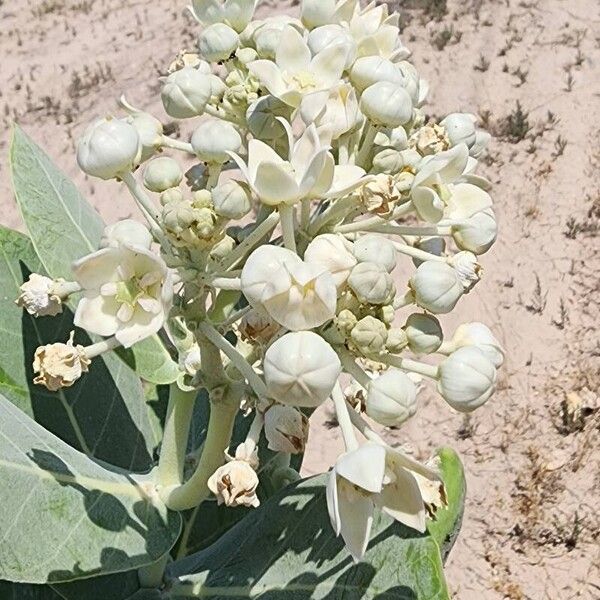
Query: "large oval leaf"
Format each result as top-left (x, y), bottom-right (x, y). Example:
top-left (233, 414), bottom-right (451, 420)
top-left (0, 394), bottom-right (181, 585)
top-left (9, 125), bottom-right (178, 385)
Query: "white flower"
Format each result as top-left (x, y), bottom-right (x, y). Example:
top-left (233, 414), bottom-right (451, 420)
top-left (263, 331), bottom-right (341, 407)
top-left (404, 313), bottom-right (443, 355)
top-left (161, 67), bottom-right (213, 119)
top-left (248, 25), bottom-right (347, 108)
top-left (360, 81), bottom-right (413, 127)
top-left (100, 219), bottom-right (153, 250)
top-left (353, 234), bottom-right (396, 273)
top-left (191, 118), bottom-right (242, 164)
top-left (72, 242), bottom-right (172, 348)
top-left (349, 56), bottom-right (404, 92)
top-left (304, 234), bottom-right (357, 289)
top-left (437, 346), bottom-right (496, 412)
top-left (191, 0), bottom-right (257, 32)
top-left (198, 23), bottom-right (239, 62)
top-left (301, 0), bottom-right (356, 29)
top-left (450, 322), bottom-right (504, 368)
top-left (307, 25), bottom-right (357, 69)
top-left (212, 180), bottom-right (252, 219)
top-left (263, 404), bottom-right (309, 453)
top-left (366, 369), bottom-right (417, 427)
top-left (409, 260), bottom-right (463, 314)
top-left (207, 458), bottom-right (260, 508)
top-left (16, 274), bottom-right (64, 318)
top-left (451, 208), bottom-right (498, 255)
top-left (143, 157), bottom-right (183, 192)
top-left (444, 183), bottom-right (493, 221)
top-left (33, 332), bottom-right (90, 391)
top-left (441, 113), bottom-right (477, 148)
top-left (248, 16), bottom-right (303, 60)
top-left (449, 251), bottom-right (481, 291)
top-left (348, 262), bottom-right (395, 305)
top-left (76, 117), bottom-right (141, 180)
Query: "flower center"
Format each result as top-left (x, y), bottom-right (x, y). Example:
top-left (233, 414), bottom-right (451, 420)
top-left (288, 71), bottom-right (317, 92)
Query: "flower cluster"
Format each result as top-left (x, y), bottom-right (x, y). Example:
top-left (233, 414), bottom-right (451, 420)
top-left (17, 0), bottom-right (502, 561)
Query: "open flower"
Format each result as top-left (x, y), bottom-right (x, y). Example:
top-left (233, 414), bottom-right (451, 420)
top-left (248, 25), bottom-right (347, 108)
top-left (190, 0), bottom-right (258, 33)
top-left (72, 237), bottom-right (172, 348)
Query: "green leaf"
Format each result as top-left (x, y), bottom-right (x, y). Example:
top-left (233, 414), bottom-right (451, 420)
top-left (166, 449), bottom-right (465, 599)
top-left (0, 394), bottom-right (181, 585)
top-left (51, 571), bottom-right (141, 600)
top-left (0, 225), bottom-right (156, 470)
top-left (0, 582), bottom-right (63, 599)
top-left (9, 124), bottom-right (178, 386)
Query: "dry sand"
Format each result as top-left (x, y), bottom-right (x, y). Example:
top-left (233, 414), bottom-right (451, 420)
top-left (1, 0), bottom-right (599, 598)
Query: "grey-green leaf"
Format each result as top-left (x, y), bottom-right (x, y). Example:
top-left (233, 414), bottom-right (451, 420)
top-left (9, 124), bottom-right (178, 386)
top-left (0, 394), bottom-right (181, 584)
top-left (0, 582), bottom-right (63, 599)
top-left (0, 225), bottom-right (156, 470)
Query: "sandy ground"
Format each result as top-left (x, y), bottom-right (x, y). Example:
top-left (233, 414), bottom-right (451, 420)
top-left (1, 0), bottom-right (600, 598)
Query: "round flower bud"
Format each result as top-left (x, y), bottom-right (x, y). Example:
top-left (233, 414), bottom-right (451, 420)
top-left (212, 180), bottom-right (252, 219)
top-left (409, 261), bottom-right (463, 314)
top-left (366, 369), bottom-right (417, 427)
top-left (451, 322), bottom-right (504, 368)
top-left (452, 209), bottom-right (498, 255)
top-left (385, 327), bottom-right (408, 353)
top-left (350, 57), bottom-right (404, 92)
top-left (209, 234), bottom-right (236, 260)
top-left (101, 219), bottom-right (153, 250)
top-left (263, 404), bottom-right (309, 454)
top-left (246, 95), bottom-right (289, 140)
top-left (264, 331), bottom-right (341, 408)
top-left (125, 112), bottom-right (163, 162)
top-left (76, 117), bottom-right (140, 180)
top-left (307, 25), bottom-right (356, 69)
top-left (404, 313), bottom-right (443, 355)
top-left (348, 262), bottom-right (395, 305)
top-left (253, 17), bottom-right (298, 59)
top-left (437, 346), bottom-right (496, 412)
top-left (236, 47), bottom-right (258, 64)
top-left (335, 308), bottom-right (358, 336)
top-left (353, 234), bottom-right (396, 273)
top-left (191, 119), bottom-right (242, 163)
top-left (304, 234), bottom-right (357, 289)
top-left (441, 113), bottom-right (477, 148)
top-left (143, 157), bottom-right (183, 192)
top-left (198, 23), bottom-right (239, 62)
top-left (360, 82), bottom-right (413, 127)
top-left (161, 67), bottom-right (212, 119)
top-left (450, 251), bottom-right (481, 291)
top-left (350, 315), bottom-right (388, 355)
top-left (371, 148), bottom-right (404, 175)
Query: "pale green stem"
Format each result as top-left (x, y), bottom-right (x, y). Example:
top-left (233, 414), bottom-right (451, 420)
top-left (331, 382), bottom-right (359, 451)
top-left (156, 384), bottom-right (196, 488)
top-left (380, 354), bottom-right (440, 379)
top-left (337, 134), bottom-right (350, 165)
top-left (337, 348), bottom-right (372, 389)
top-left (300, 198), bottom-right (311, 231)
top-left (219, 305), bottom-right (251, 329)
top-left (210, 276), bottom-right (241, 290)
top-left (355, 122), bottom-right (379, 169)
top-left (361, 224), bottom-right (453, 236)
top-left (161, 135), bottom-right (195, 155)
top-left (279, 204), bottom-right (297, 253)
top-left (197, 321), bottom-right (268, 398)
top-left (219, 211), bottom-right (280, 269)
top-left (84, 336), bottom-right (121, 359)
top-left (392, 290), bottom-right (415, 310)
top-left (392, 241), bottom-right (446, 263)
top-left (121, 171), bottom-right (160, 223)
top-left (206, 163), bottom-right (222, 190)
top-left (51, 280), bottom-right (82, 298)
top-left (307, 195), bottom-right (358, 236)
top-left (241, 411), bottom-right (264, 455)
top-left (204, 104), bottom-right (243, 125)
top-left (137, 554), bottom-right (169, 588)
top-left (336, 202), bottom-right (415, 235)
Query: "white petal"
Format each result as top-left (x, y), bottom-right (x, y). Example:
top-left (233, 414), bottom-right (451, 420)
top-left (412, 186), bottom-right (445, 223)
top-left (337, 478), bottom-right (375, 562)
top-left (247, 138), bottom-right (285, 182)
top-left (335, 442), bottom-right (386, 493)
top-left (413, 144), bottom-right (469, 188)
top-left (254, 161), bottom-right (300, 205)
top-left (72, 247), bottom-right (121, 290)
top-left (298, 149), bottom-right (330, 198)
top-left (311, 44), bottom-right (346, 87)
top-left (326, 469), bottom-right (341, 536)
top-left (325, 164), bottom-right (368, 197)
top-left (115, 305), bottom-right (164, 348)
top-left (248, 60), bottom-right (286, 98)
top-left (310, 153), bottom-right (335, 197)
top-left (276, 26), bottom-right (311, 74)
top-left (74, 293), bottom-right (120, 337)
top-left (291, 124), bottom-right (322, 174)
top-left (376, 466), bottom-right (426, 532)
top-left (299, 90), bottom-right (330, 126)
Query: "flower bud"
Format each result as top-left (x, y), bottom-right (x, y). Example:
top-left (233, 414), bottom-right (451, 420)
top-left (307, 25), bottom-right (357, 69)
top-left (33, 332), bottom-right (90, 391)
top-left (101, 219), bottom-right (153, 249)
top-left (207, 459), bottom-right (260, 508)
top-left (404, 313), bottom-right (443, 355)
top-left (335, 308), bottom-right (358, 336)
top-left (449, 251), bottom-right (481, 291)
top-left (191, 118), bottom-right (242, 163)
top-left (263, 404), bottom-right (309, 453)
top-left (124, 111), bottom-right (163, 162)
top-left (253, 17), bottom-right (299, 59)
top-left (198, 23), bottom-right (239, 62)
top-left (451, 322), bottom-right (504, 368)
top-left (385, 327), bottom-right (408, 353)
top-left (350, 315), bottom-right (388, 355)
top-left (161, 67), bottom-right (212, 119)
top-left (212, 180), bottom-right (252, 219)
top-left (441, 113), bottom-right (477, 148)
top-left (16, 274), bottom-right (64, 317)
top-left (371, 148), bottom-right (404, 175)
top-left (304, 234), bottom-right (357, 289)
top-left (350, 57), bottom-right (404, 92)
top-left (179, 343), bottom-right (201, 376)
top-left (348, 262), bottom-right (395, 305)
top-left (76, 117), bottom-right (140, 180)
top-left (264, 331), bottom-right (341, 408)
top-left (437, 347), bottom-right (496, 412)
top-left (143, 157), bottom-right (183, 192)
top-left (361, 82), bottom-right (413, 127)
top-left (209, 234), bottom-right (236, 260)
top-left (470, 130), bottom-right (491, 158)
top-left (409, 261), bottom-right (463, 314)
top-left (366, 369), bottom-right (417, 427)
top-left (353, 234), bottom-right (396, 273)
top-left (452, 209), bottom-right (498, 255)
top-left (160, 188), bottom-right (185, 206)
top-left (236, 47), bottom-right (258, 64)
top-left (375, 127), bottom-right (409, 151)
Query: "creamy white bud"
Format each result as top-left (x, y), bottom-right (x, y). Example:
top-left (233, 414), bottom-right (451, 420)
top-left (191, 119), bottom-right (242, 163)
top-left (440, 113), bottom-right (477, 148)
top-left (207, 459), bottom-right (260, 508)
top-left (125, 112), bottom-right (163, 162)
top-left (350, 56), bottom-right (404, 92)
top-left (143, 157), bottom-right (183, 192)
top-left (304, 234), bottom-right (357, 289)
top-left (198, 23), bottom-right (239, 62)
top-left (449, 251), bottom-right (481, 291)
top-left (409, 261), bottom-right (463, 314)
top-left (209, 234), bottom-right (236, 260)
top-left (371, 148), bottom-right (404, 174)
top-left (437, 346), bottom-right (496, 412)
top-left (404, 313), bottom-right (443, 355)
top-left (353, 234), bottom-right (396, 273)
top-left (77, 117), bottom-right (141, 180)
top-left (375, 127), bottom-right (408, 151)
top-left (470, 130), bottom-right (491, 158)
top-left (348, 262), bottom-right (395, 305)
top-left (161, 67), bottom-right (212, 119)
top-left (264, 331), bottom-right (341, 408)
top-left (263, 404), bottom-right (309, 453)
top-left (366, 369), bottom-right (417, 427)
top-left (179, 343), bottom-right (201, 376)
top-left (350, 315), bottom-right (388, 355)
top-left (451, 322), bottom-right (504, 368)
top-left (307, 25), bottom-right (357, 69)
top-left (16, 274), bottom-right (64, 317)
top-left (386, 327), bottom-right (408, 353)
top-left (101, 219), bottom-right (153, 250)
top-left (212, 180), bottom-right (252, 219)
top-left (361, 82), bottom-right (413, 127)
top-left (452, 209), bottom-right (498, 255)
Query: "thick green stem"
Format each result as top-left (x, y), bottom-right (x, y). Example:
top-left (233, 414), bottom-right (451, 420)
top-left (355, 122), bottom-right (379, 170)
top-left (161, 135), bottom-right (195, 155)
top-left (336, 202), bottom-right (414, 235)
top-left (156, 384), bottom-right (196, 488)
top-left (279, 204), bottom-right (297, 253)
top-left (381, 354), bottom-right (440, 379)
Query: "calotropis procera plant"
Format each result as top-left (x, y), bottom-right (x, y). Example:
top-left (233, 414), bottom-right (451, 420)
top-left (0, 0), bottom-right (503, 597)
